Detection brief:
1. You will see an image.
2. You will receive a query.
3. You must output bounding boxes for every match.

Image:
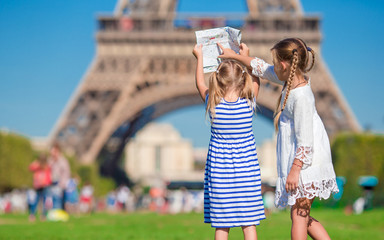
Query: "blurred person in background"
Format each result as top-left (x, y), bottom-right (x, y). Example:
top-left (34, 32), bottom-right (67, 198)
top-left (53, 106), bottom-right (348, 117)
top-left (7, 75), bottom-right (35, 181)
top-left (28, 153), bottom-right (52, 221)
top-left (79, 182), bottom-right (94, 214)
top-left (48, 143), bottom-right (70, 210)
top-left (64, 175), bottom-right (79, 214)
top-left (106, 190), bottom-right (117, 213)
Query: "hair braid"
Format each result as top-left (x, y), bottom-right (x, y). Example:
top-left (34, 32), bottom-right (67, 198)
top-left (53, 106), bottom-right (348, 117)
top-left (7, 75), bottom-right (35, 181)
top-left (273, 50), bottom-right (299, 130)
top-left (296, 38), bottom-right (315, 73)
top-left (273, 94), bottom-right (283, 130)
top-left (305, 49), bottom-right (315, 73)
top-left (282, 50), bottom-right (298, 109)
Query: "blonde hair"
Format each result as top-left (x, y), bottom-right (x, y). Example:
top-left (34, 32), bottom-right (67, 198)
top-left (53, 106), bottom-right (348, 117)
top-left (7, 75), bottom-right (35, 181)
top-left (272, 38), bottom-right (315, 130)
top-left (206, 60), bottom-right (254, 120)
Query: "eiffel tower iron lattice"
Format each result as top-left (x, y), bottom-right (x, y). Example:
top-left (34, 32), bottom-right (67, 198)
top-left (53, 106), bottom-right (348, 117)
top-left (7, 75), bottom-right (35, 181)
top-left (49, 0), bottom-right (360, 182)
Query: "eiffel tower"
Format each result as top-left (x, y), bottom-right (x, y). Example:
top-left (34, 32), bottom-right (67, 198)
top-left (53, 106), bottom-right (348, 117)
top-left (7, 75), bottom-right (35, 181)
top-left (49, 0), bottom-right (360, 183)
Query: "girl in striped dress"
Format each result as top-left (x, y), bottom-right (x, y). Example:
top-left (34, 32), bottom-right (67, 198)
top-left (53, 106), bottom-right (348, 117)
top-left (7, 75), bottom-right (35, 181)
top-left (193, 44), bottom-right (266, 240)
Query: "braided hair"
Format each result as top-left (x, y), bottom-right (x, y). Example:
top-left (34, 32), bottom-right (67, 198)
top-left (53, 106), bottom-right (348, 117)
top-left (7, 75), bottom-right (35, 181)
top-left (271, 38), bottom-right (316, 130)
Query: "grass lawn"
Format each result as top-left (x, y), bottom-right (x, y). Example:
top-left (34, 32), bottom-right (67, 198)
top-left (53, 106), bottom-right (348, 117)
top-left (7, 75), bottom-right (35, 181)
top-left (0, 208), bottom-right (383, 239)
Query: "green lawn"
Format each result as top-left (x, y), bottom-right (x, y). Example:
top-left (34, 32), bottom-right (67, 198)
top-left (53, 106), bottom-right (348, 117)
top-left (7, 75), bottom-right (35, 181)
top-left (0, 209), bottom-right (383, 239)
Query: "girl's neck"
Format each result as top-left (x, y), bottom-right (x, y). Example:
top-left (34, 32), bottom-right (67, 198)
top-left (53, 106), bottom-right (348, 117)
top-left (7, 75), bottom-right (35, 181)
top-left (290, 74), bottom-right (307, 89)
top-left (224, 88), bottom-right (240, 102)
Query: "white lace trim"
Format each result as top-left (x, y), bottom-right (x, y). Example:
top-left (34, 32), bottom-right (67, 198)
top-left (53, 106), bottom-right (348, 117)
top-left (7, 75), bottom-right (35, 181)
top-left (250, 57), bottom-right (268, 77)
top-left (295, 146), bottom-right (313, 170)
top-left (275, 178), bottom-right (339, 208)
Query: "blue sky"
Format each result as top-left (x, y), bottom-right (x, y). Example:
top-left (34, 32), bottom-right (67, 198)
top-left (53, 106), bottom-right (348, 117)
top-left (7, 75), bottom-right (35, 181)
top-left (0, 0), bottom-right (383, 148)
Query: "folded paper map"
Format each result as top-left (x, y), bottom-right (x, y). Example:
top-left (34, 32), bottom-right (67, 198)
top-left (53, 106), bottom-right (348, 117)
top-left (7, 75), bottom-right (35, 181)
top-left (195, 26), bottom-right (242, 73)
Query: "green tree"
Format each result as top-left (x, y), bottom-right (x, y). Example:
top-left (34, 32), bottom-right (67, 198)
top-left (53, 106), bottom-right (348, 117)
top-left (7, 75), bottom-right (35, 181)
top-left (331, 133), bottom-right (384, 207)
top-left (0, 130), bottom-right (115, 196)
top-left (0, 131), bottom-right (35, 192)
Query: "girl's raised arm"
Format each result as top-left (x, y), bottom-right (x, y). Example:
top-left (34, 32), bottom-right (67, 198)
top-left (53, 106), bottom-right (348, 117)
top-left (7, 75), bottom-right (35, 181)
top-left (192, 44), bottom-right (208, 101)
top-left (250, 57), bottom-right (284, 86)
top-left (218, 43), bottom-right (284, 86)
top-left (218, 43), bottom-right (253, 68)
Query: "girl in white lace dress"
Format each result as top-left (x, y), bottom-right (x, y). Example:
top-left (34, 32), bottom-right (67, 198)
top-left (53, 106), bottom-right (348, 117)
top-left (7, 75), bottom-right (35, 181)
top-left (218, 38), bottom-right (339, 240)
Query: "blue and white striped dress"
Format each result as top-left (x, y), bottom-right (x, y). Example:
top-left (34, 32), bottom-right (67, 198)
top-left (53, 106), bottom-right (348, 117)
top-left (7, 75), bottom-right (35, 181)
top-left (204, 96), bottom-right (266, 228)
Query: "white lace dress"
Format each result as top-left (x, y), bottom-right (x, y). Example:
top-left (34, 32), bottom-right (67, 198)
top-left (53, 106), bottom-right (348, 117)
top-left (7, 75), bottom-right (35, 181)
top-left (251, 57), bottom-right (339, 207)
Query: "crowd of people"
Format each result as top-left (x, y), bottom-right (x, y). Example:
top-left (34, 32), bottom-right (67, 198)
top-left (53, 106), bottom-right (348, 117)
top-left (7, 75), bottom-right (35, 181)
top-left (0, 182), bottom-right (206, 218)
top-left (0, 142), bottom-right (206, 219)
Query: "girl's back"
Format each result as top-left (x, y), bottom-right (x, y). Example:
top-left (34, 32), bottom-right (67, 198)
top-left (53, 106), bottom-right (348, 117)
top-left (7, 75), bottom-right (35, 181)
top-left (193, 45), bottom-right (265, 237)
top-left (205, 96), bottom-right (265, 228)
top-left (210, 97), bottom-right (255, 142)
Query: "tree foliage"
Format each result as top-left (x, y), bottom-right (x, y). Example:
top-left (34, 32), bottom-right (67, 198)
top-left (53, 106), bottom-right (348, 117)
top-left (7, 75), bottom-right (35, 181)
top-left (76, 164), bottom-right (115, 197)
top-left (0, 131), bottom-right (115, 196)
top-left (331, 132), bottom-right (384, 207)
top-left (0, 132), bottom-right (35, 192)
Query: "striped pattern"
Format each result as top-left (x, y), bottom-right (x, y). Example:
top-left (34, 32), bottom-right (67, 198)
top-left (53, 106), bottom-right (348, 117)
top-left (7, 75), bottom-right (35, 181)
top-left (204, 97), bottom-right (266, 228)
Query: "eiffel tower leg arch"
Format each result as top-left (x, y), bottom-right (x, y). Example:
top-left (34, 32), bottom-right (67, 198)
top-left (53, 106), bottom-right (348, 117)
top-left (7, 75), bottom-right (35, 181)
top-left (95, 90), bottom-right (282, 185)
top-left (97, 93), bottom-right (203, 184)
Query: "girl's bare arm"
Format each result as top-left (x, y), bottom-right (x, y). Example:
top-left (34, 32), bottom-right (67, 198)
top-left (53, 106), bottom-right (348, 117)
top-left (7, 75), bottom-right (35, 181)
top-left (218, 43), bottom-right (254, 69)
top-left (218, 43), bottom-right (284, 86)
top-left (193, 44), bottom-right (208, 101)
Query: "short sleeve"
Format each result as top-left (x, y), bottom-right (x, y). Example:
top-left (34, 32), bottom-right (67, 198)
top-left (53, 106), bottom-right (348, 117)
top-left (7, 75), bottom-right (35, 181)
top-left (205, 94), bottom-right (213, 120)
top-left (250, 57), bottom-right (284, 86)
top-left (251, 97), bottom-right (257, 112)
top-left (293, 95), bottom-right (314, 169)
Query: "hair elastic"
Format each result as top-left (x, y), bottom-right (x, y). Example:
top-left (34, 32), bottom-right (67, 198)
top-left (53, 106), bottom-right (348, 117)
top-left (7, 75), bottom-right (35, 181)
top-left (216, 69), bottom-right (219, 74)
top-left (306, 46), bottom-right (312, 52)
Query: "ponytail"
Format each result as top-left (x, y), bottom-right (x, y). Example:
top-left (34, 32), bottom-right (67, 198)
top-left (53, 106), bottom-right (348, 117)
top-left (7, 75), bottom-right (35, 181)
top-left (296, 38), bottom-right (316, 73)
top-left (305, 48), bottom-right (315, 73)
top-left (239, 70), bottom-right (255, 111)
top-left (206, 71), bottom-right (223, 121)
